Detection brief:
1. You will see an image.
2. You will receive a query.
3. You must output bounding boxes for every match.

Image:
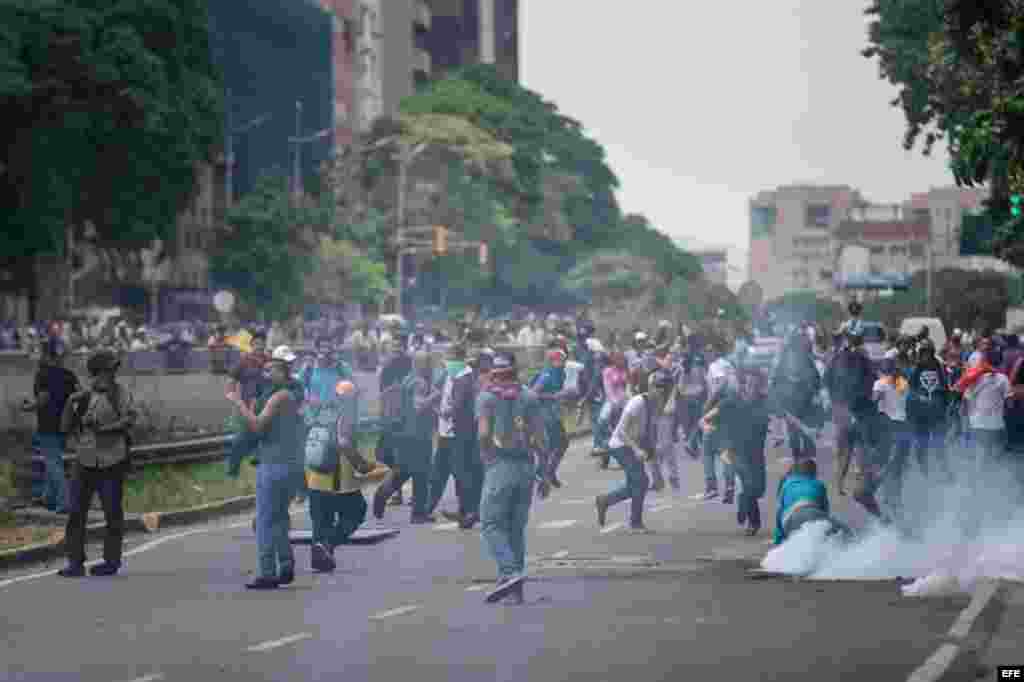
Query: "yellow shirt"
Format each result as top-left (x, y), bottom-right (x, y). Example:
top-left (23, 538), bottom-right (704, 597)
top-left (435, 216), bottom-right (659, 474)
top-left (305, 445), bottom-right (376, 494)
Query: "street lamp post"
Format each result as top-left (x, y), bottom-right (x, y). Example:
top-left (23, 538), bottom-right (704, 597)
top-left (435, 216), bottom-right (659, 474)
top-left (287, 100), bottom-right (332, 203)
top-left (224, 88), bottom-right (272, 209)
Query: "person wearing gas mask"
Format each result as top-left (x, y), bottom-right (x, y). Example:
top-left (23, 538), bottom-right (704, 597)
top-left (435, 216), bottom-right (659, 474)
top-left (58, 350), bottom-right (137, 578)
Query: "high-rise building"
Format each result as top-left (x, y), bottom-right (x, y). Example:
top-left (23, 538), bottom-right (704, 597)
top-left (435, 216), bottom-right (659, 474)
top-left (318, 0), bottom-right (359, 146)
top-left (379, 0), bottom-right (433, 119)
top-left (427, 0), bottom-right (519, 81)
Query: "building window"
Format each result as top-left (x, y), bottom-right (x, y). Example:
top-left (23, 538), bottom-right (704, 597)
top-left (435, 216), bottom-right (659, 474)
top-left (805, 204), bottom-right (831, 228)
top-left (751, 206), bottom-right (777, 239)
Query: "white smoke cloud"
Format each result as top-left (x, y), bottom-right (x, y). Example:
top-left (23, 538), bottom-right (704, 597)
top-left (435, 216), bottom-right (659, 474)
top-left (760, 445), bottom-right (1024, 596)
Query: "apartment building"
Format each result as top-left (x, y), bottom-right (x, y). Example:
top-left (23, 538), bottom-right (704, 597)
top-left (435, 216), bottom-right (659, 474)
top-left (428, 0), bottom-right (519, 81)
top-left (379, 0), bottom-right (433, 118)
top-left (749, 184), bottom-right (988, 303)
top-left (318, 0), bottom-right (359, 145)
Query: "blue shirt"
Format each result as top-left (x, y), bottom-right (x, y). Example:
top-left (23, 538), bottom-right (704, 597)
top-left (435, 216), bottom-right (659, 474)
top-left (774, 474), bottom-right (830, 545)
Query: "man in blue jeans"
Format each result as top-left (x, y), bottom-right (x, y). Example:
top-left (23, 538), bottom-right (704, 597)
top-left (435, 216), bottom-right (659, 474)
top-left (23, 337), bottom-right (79, 513)
top-left (476, 353), bottom-right (547, 605)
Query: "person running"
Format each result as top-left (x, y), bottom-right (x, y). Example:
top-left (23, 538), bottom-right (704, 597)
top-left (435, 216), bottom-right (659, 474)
top-left (529, 347), bottom-right (569, 491)
top-left (58, 350), bottom-right (137, 578)
top-left (702, 370), bottom-right (770, 535)
top-left (678, 336), bottom-right (709, 461)
top-left (769, 330), bottom-right (821, 463)
top-left (304, 379), bottom-right (374, 573)
top-left (476, 353), bottom-right (547, 605)
top-left (226, 346), bottom-right (304, 589)
top-left (594, 350), bottom-right (629, 470)
top-left (595, 370), bottom-right (667, 534)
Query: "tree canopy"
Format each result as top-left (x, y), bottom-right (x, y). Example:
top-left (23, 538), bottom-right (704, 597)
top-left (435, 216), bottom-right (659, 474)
top-left (0, 0), bottom-right (223, 257)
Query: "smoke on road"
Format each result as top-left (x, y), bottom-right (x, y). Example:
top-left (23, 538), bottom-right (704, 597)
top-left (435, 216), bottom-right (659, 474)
top-left (760, 449), bottom-right (1024, 596)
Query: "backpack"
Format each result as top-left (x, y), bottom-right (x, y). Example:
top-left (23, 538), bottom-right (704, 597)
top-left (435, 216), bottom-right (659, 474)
top-left (304, 402), bottom-right (343, 474)
top-left (490, 387), bottom-right (532, 452)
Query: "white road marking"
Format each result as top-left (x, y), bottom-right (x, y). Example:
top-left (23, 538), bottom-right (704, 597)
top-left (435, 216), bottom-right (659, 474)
top-left (245, 632), bottom-right (312, 653)
top-left (370, 605), bottom-right (419, 620)
top-left (0, 520), bottom-right (251, 591)
top-left (538, 519), bottom-right (578, 530)
top-left (559, 498), bottom-right (594, 505)
top-left (552, 550), bottom-right (570, 559)
top-left (123, 675), bottom-right (164, 682)
top-left (649, 504), bottom-right (674, 513)
top-left (600, 522), bottom-right (625, 535)
top-left (465, 585), bottom-right (488, 592)
top-left (433, 522), bottom-right (459, 531)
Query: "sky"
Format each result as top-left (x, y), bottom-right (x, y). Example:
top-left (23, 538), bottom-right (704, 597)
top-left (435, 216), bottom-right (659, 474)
top-left (520, 0), bottom-right (956, 289)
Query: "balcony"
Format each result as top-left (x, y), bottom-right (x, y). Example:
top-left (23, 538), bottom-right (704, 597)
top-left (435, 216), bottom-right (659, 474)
top-left (413, 47), bottom-right (431, 76)
top-left (414, 0), bottom-right (431, 31)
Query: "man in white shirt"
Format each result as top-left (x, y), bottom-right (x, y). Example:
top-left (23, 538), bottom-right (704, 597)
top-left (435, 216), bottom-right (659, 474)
top-left (873, 360), bottom-right (912, 513)
top-left (963, 353), bottom-right (1013, 473)
top-left (696, 342), bottom-right (739, 501)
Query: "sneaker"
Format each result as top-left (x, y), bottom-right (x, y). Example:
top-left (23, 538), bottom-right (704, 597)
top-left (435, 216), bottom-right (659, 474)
top-left (245, 576), bottom-right (280, 590)
top-left (485, 574), bottom-right (525, 604)
top-left (311, 543), bottom-right (334, 573)
top-left (503, 580), bottom-right (525, 605)
top-left (278, 568), bottom-right (295, 585)
top-left (692, 490), bottom-right (718, 501)
top-left (745, 526), bottom-right (760, 537)
top-left (88, 562), bottom-right (120, 577)
top-left (58, 564), bottom-right (85, 578)
top-left (626, 525), bottom-right (651, 535)
top-left (595, 495), bottom-right (608, 528)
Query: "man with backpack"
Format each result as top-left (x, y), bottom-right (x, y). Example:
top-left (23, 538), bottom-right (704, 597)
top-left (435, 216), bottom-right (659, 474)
top-left (907, 339), bottom-right (951, 481)
top-left (476, 353), bottom-right (548, 605)
top-left (303, 379), bottom-right (374, 573)
top-left (372, 351), bottom-right (438, 523)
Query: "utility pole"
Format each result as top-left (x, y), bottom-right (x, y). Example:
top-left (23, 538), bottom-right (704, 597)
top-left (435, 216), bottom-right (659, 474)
top-left (224, 88), bottom-right (272, 209)
top-left (926, 238), bottom-right (934, 316)
top-left (293, 100), bottom-right (302, 199)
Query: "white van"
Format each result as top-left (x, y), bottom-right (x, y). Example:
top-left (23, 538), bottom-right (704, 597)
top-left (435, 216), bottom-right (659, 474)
top-left (900, 317), bottom-right (947, 350)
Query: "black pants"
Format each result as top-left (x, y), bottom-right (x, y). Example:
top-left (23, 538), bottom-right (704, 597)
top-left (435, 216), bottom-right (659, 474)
top-left (429, 434), bottom-right (481, 516)
top-left (65, 461), bottom-right (126, 567)
top-left (377, 435), bottom-right (432, 517)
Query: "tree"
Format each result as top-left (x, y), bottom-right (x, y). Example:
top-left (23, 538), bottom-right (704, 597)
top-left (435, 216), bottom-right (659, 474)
top-left (0, 0), bottom-right (223, 257)
top-left (306, 236), bottom-right (391, 306)
top-left (615, 214), bottom-right (703, 284)
top-left (209, 175), bottom-right (319, 320)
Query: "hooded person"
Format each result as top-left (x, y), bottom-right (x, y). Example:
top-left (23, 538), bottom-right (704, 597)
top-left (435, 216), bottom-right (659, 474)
top-left (224, 346), bottom-right (305, 588)
top-left (476, 352), bottom-right (548, 605)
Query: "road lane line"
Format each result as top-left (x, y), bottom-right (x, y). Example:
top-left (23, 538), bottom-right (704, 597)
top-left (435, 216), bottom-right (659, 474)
top-left (538, 519), bottom-right (577, 530)
top-left (433, 522), bottom-right (459, 531)
top-left (245, 632), bottom-right (312, 653)
top-left (552, 550), bottom-right (570, 558)
top-left (370, 605), bottom-right (419, 620)
top-left (0, 521), bottom-right (251, 591)
top-left (600, 522), bottom-right (625, 535)
top-left (465, 585), bottom-right (488, 592)
top-left (123, 675), bottom-right (164, 682)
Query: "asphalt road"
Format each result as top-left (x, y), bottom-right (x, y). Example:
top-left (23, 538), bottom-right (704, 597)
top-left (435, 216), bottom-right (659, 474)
top-left (0, 422), bottom-right (972, 682)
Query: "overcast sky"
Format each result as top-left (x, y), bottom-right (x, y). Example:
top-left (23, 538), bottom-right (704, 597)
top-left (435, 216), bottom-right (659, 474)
top-left (520, 0), bottom-right (955, 287)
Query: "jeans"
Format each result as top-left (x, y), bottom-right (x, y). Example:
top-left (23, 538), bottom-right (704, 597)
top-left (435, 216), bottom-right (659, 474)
top-left (880, 418), bottom-right (914, 510)
top-left (595, 402), bottom-right (624, 450)
top-left (37, 432), bottom-right (67, 512)
top-left (702, 430), bottom-right (735, 493)
top-left (65, 462), bottom-right (126, 567)
top-left (480, 455), bottom-right (534, 580)
top-left (308, 490), bottom-right (367, 549)
top-left (605, 446), bottom-right (649, 526)
top-left (378, 435), bottom-right (432, 516)
top-left (911, 420), bottom-right (950, 480)
top-left (429, 434), bottom-right (481, 516)
top-left (588, 400), bottom-right (604, 449)
top-left (255, 462), bottom-right (299, 579)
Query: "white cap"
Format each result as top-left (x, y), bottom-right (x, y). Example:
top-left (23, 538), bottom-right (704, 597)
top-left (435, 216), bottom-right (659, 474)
top-left (586, 338), bottom-right (605, 353)
top-left (271, 345), bottom-right (297, 362)
top-left (635, 331), bottom-right (648, 341)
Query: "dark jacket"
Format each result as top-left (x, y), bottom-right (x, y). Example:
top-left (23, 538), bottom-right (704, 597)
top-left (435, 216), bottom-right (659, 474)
top-left (907, 364), bottom-right (950, 426)
top-left (825, 348), bottom-right (875, 415)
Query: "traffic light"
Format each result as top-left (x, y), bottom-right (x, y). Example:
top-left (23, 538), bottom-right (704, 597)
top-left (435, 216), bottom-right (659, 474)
top-left (479, 242), bottom-right (488, 267)
top-left (432, 225), bottom-right (448, 256)
top-left (1012, 194), bottom-right (1022, 218)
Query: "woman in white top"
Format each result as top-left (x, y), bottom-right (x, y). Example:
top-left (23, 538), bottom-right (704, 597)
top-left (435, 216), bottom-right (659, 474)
top-left (873, 359), bottom-right (913, 513)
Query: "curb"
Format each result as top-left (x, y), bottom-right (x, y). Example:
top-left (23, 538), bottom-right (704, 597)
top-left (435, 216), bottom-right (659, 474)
top-left (905, 578), bottom-right (1007, 682)
top-left (0, 426), bottom-right (594, 572)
